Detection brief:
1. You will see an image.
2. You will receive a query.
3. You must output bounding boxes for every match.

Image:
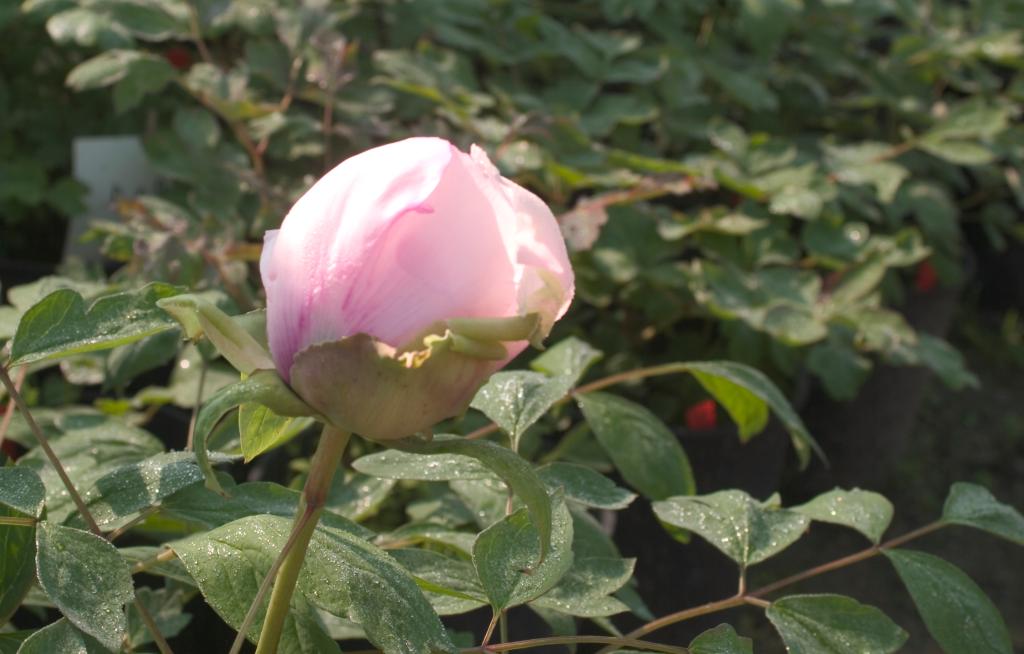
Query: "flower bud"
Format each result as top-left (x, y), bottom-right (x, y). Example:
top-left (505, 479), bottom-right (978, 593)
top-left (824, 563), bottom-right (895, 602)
top-left (260, 137), bottom-right (574, 441)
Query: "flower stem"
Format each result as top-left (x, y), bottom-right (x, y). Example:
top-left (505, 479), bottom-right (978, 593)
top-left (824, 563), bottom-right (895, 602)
top-left (251, 425), bottom-right (350, 654)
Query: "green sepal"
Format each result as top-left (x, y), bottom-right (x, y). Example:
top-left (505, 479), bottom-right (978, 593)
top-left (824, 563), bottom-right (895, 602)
top-left (193, 370), bottom-right (319, 495)
top-left (158, 294), bottom-right (274, 374)
top-left (447, 314), bottom-right (541, 346)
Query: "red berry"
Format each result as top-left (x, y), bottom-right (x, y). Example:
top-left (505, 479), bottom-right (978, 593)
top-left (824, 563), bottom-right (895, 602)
top-left (164, 46), bottom-right (193, 71)
top-left (685, 399), bottom-right (718, 431)
top-left (914, 260), bottom-right (938, 293)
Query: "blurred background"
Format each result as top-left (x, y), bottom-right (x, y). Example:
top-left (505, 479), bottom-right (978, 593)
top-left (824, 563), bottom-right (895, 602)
top-left (1, 0), bottom-right (1022, 651)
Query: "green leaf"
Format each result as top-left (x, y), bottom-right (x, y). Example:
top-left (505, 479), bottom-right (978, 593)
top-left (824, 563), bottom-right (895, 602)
top-left (919, 139), bottom-right (996, 165)
top-left (0, 629), bottom-right (32, 654)
top-left (690, 623), bottom-right (753, 654)
top-left (239, 404), bottom-right (314, 462)
top-left (161, 475), bottom-right (371, 539)
top-left (103, 0), bottom-right (187, 41)
top-left (326, 472), bottom-right (396, 522)
top-left (828, 257), bottom-right (887, 309)
top-left (470, 370), bottom-right (575, 447)
top-left (806, 340), bottom-right (872, 401)
top-left (157, 293), bottom-right (275, 374)
top-left (36, 523), bottom-right (134, 651)
top-left (472, 499), bottom-right (574, 610)
top-left (171, 518), bottom-right (340, 653)
top-left (885, 549), bottom-right (1012, 654)
top-left (80, 451), bottom-right (233, 528)
top-left (793, 488), bottom-right (894, 544)
top-left (17, 420), bottom-right (164, 523)
top-left (0, 504), bottom-right (36, 625)
top-left (10, 283), bottom-right (183, 366)
top-left (531, 555), bottom-right (634, 617)
top-left (394, 435), bottom-right (553, 562)
top-left (0, 467), bottom-right (46, 517)
top-left (173, 515), bottom-right (453, 654)
top-left (536, 462), bottom-right (636, 510)
top-left (111, 53), bottom-right (177, 112)
top-left (530, 337), bottom-right (603, 383)
top-left (47, 8), bottom-right (132, 48)
top-left (766, 594), bottom-right (907, 653)
top-left (652, 490), bottom-right (809, 567)
top-left (390, 549), bottom-right (488, 615)
top-left (683, 361), bottom-right (824, 468)
top-left (576, 392), bottom-right (695, 500)
top-left (14, 619), bottom-right (111, 654)
top-left (689, 368), bottom-right (769, 442)
top-left (66, 49), bottom-right (173, 90)
top-left (353, 450), bottom-right (491, 481)
top-left (941, 482), bottom-right (1024, 544)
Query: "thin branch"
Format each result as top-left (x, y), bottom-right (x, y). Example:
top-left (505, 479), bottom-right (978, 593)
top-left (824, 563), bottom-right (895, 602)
top-left (0, 364), bottom-right (100, 534)
top-left (133, 591), bottom-right (175, 654)
top-left (108, 507), bottom-right (159, 542)
top-left (748, 521), bottom-right (943, 597)
top-left (480, 611), bottom-right (500, 648)
top-left (185, 1), bottom-right (214, 65)
top-left (131, 548), bottom-right (178, 575)
top-left (0, 365), bottom-right (26, 452)
top-left (471, 636), bottom-right (689, 653)
top-left (597, 521), bottom-right (947, 652)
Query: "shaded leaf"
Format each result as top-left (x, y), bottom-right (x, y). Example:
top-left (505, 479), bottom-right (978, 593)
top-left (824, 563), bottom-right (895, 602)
top-left (766, 594), bottom-right (907, 653)
top-left (690, 623), bottom-right (753, 654)
top-left (885, 549), bottom-right (1012, 654)
top-left (941, 482), bottom-right (1024, 545)
top-left (576, 392), bottom-right (695, 500)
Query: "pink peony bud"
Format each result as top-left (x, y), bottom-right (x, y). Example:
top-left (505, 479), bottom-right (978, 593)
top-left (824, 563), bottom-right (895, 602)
top-left (260, 137), bottom-right (574, 440)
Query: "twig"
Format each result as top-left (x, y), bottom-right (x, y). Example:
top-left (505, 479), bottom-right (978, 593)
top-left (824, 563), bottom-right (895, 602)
top-left (1, 364), bottom-right (176, 653)
top-left (0, 365), bottom-right (26, 452)
top-left (0, 364), bottom-right (100, 534)
top-left (185, 1), bottom-right (214, 65)
top-left (480, 611), bottom-right (500, 648)
top-left (131, 548), bottom-right (178, 575)
top-left (108, 506), bottom-right (160, 542)
top-left (134, 591), bottom-right (176, 654)
top-left (595, 520), bottom-right (946, 652)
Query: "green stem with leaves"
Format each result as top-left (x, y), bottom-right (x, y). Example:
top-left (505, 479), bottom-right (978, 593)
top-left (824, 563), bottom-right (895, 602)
top-left (250, 425), bottom-right (350, 654)
top-left (595, 520), bottom-right (945, 652)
